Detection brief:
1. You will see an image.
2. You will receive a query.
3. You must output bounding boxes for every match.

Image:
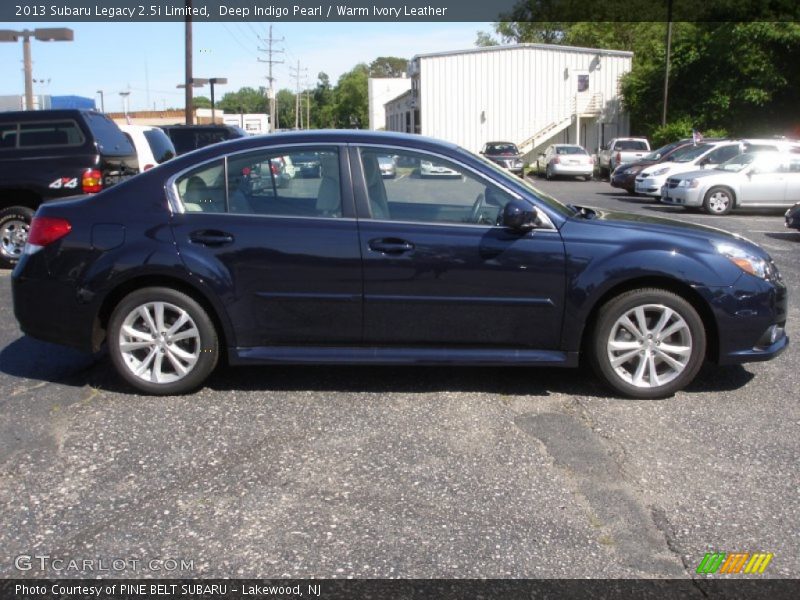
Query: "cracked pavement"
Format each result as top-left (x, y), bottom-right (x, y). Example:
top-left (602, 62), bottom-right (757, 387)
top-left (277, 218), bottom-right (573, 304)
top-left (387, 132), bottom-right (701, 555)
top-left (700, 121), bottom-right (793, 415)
top-left (0, 178), bottom-right (797, 579)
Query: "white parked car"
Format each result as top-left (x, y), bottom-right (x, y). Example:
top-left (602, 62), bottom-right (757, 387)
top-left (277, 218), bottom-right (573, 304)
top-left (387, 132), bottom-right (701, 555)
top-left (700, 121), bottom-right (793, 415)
top-left (420, 159), bottom-right (460, 177)
top-left (535, 144), bottom-right (594, 180)
top-left (636, 139), bottom-right (800, 198)
top-left (118, 124), bottom-right (176, 171)
top-left (661, 151), bottom-right (800, 214)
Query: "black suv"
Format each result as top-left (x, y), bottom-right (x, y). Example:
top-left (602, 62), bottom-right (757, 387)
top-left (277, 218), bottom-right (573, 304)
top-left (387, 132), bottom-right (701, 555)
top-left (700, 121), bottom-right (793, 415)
top-left (159, 124), bottom-right (248, 155)
top-left (0, 109), bottom-right (138, 267)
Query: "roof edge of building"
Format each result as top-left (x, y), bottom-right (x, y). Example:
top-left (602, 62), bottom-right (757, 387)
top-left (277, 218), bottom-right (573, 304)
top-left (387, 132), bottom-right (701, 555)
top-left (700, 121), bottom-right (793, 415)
top-left (413, 43), bottom-right (634, 61)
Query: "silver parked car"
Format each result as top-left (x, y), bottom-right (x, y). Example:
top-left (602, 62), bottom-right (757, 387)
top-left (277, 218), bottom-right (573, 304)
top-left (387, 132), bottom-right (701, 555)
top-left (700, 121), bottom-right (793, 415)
top-left (535, 144), bottom-right (594, 180)
top-left (661, 151), bottom-right (800, 214)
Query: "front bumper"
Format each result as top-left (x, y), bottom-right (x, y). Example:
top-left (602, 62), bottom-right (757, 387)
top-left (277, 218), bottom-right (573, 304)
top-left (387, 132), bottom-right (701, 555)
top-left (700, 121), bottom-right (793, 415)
top-left (635, 176), bottom-right (667, 196)
top-left (660, 186), bottom-right (703, 207)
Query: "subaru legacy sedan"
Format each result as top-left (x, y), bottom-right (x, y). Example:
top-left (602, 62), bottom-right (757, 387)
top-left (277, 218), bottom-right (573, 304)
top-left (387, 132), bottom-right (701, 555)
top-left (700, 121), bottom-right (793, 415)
top-left (12, 131), bottom-right (788, 398)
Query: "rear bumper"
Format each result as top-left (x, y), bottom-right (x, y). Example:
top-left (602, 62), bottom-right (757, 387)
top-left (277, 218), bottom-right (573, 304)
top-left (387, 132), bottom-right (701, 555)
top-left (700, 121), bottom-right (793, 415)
top-left (12, 260), bottom-right (96, 353)
top-left (552, 165), bottom-right (593, 177)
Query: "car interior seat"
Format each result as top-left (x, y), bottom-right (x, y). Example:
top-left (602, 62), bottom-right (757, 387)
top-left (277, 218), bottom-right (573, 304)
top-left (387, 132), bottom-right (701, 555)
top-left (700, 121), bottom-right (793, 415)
top-left (361, 153), bottom-right (390, 219)
top-left (315, 152), bottom-right (342, 217)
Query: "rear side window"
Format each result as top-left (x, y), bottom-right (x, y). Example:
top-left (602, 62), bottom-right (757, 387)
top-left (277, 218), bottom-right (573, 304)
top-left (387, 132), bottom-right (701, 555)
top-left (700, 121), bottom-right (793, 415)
top-left (83, 112), bottom-right (135, 155)
top-left (18, 121), bottom-right (84, 147)
top-left (143, 129), bottom-right (176, 163)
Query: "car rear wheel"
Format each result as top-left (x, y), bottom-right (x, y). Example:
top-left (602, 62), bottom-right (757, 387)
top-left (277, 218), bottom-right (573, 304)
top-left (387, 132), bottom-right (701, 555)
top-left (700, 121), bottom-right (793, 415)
top-left (0, 206), bottom-right (34, 269)
top-left (591, 289), bottom-right (706, 399)
top-left (108, 287), bottom-right (219, 395)
top-left (703, 187), bottom-right (734, 215)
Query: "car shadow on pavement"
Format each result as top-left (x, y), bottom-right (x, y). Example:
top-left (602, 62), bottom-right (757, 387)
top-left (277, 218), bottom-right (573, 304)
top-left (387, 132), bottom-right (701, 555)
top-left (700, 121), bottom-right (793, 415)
top-left (0, 334), bottom-right (758, 400)
top-left (0, 335), bottom-right (98, 384)
top-left (765, 232), bottom-right (799, 242)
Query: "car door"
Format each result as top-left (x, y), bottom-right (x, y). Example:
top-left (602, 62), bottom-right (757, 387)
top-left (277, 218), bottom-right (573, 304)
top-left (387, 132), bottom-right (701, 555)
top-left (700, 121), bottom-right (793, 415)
top-left (169, 144), bottom-right (363, 347)
top-left (351, 144), bottom-right (566, 349)
top-left (738, 156), bottom-right (788, 205)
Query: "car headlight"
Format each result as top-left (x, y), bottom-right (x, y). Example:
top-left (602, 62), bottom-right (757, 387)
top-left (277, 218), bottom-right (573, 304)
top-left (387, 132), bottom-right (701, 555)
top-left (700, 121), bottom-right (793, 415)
top-left (623, 167), bottom-right (639, 175)
top-left (677, 179), bottom-right (698, 188)
top-left (652, 167), bottom-right (671, 176)
top-left (714, 242), bottom-right (770, 279)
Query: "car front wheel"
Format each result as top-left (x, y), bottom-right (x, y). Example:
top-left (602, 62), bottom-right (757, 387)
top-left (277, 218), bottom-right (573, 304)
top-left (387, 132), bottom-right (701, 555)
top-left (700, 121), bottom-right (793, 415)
top-left (703, 187), bottom-right (734, 215)
top-left (108, 287), bottom-right (219, 395)
top-left (0, 206), bottom-right (34, 269)
top-left (591, 289), bottom-right (706, 399)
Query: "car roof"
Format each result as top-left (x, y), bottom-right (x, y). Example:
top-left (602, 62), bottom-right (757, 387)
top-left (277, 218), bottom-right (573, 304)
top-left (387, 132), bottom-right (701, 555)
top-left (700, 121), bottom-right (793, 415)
top-left (0, 109), bottom-right (100, 121)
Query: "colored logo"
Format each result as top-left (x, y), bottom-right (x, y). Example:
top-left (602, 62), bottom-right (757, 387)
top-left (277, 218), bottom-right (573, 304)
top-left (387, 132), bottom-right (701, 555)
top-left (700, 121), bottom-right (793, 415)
top-left (696, 552), bottom-right (773, 574)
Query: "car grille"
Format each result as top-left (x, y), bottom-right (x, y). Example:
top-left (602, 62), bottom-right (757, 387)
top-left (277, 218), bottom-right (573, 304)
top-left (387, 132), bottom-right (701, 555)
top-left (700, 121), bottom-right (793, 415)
top-left (667, 179), bottom-right (680, 188)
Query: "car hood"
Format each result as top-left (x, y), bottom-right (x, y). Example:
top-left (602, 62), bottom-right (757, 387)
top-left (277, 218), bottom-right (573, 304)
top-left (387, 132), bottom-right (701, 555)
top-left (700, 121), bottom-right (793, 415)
top-left (575, 206), bottom-right (759, 248)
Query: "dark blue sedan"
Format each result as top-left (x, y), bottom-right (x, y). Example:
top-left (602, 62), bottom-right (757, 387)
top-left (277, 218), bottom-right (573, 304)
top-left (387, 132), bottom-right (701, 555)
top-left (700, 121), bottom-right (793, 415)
top-left (11, 131), bottom-right (788, 397)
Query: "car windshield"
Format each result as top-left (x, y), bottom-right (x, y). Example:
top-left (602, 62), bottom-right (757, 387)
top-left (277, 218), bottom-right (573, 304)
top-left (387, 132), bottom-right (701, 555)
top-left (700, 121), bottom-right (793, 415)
top-left (645, 140), bottom-right (685, 160)
top-left (672, 143), bottom-right (712, 162)
top-left (555, 146), bottom-right (587, 155)
top-left (486, 143), bottom-right (519, 154)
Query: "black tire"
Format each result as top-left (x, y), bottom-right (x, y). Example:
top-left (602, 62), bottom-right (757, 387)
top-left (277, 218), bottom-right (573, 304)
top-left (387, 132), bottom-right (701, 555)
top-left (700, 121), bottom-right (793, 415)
top-left (0, 206), bottom-right (35, 269)
top-left (108, 287), bottom-right (219, 395)
top-left (625, 189), bottom-right (638, 196)
top-left (590, 288), bottom-right (706, 399)
top-left (703, 186), bottom-right (734, 215)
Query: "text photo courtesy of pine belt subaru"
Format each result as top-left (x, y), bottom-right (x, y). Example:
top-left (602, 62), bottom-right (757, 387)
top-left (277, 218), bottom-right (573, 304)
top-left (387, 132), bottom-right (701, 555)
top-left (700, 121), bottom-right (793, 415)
top-left (661, 151), bottom-right (800, 215)
top-left (11, 131), bottom-right (788, 398)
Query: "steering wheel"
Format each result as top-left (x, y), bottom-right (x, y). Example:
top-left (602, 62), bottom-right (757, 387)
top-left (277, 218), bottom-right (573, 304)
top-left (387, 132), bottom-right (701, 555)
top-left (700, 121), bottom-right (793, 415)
top-left (469, 192), bottom-right (486, 224)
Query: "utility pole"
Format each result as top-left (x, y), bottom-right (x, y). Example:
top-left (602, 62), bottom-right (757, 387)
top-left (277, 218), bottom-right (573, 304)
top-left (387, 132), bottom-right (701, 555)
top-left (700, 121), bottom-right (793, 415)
top-left (184, 0), bottom-right (193, 125)
top-left (258, 25), bottom-right (284, 132)
top-left (290, 59), bottom-right (307, 129)
top-left (661, 0), bottom-right (673, 127)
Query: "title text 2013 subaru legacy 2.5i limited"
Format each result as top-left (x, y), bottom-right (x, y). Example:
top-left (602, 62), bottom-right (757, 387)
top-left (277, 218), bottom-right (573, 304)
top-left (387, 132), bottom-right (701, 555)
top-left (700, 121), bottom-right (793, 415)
top-left (12, 131), bottom-right (788, 398)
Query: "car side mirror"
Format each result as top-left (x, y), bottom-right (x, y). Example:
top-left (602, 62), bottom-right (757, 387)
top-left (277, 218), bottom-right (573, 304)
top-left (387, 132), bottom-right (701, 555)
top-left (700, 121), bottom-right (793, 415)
top-left (502, 200), bottom-right (540, 232)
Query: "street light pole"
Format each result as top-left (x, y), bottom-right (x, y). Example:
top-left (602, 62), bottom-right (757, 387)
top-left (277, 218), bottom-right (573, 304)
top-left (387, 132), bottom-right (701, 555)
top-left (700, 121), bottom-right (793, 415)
top-left (96, 90), bottom-right (105, 112)
top-left (0, 28), bottom-right (74, 111)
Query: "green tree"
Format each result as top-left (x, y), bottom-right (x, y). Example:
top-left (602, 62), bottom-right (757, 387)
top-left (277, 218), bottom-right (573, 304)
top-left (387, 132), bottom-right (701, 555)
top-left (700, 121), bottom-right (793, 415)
top-left (312, 72), bottom-right (337, 128)
top-left (275, 89), bottom-right (296, 129)
top-left (218, 87), bottom-right (267, 114)
top-left (368, 56), bottom-right (408, 78)
top-left (193, 96), bottom-right (212, 109)
top-left (334, 64), bottom-right (369, 129)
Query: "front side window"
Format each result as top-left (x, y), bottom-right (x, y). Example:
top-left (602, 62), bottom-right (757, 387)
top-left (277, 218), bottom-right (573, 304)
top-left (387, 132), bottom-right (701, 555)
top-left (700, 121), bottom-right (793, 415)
top-left (175, 147), bottom-right (341, 217)
top-left (705, 144), bottom-right (741, 164)
top-left (359, 148), bottom-right (513, 226)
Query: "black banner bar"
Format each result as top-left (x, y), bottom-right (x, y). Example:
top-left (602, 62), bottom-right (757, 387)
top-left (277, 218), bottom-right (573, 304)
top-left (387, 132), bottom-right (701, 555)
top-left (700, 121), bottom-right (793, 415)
top-left (2, 0), bottom-right (800, 23)
top-left (3, 579), bottom-right (800, 600)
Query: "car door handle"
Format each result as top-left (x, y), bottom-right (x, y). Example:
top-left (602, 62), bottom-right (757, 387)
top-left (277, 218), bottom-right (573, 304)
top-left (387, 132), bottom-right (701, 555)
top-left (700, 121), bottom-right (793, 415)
top-left (189, 230), bottom-right (234, 246)
top-left (368, 238), bottom-right (415, 254)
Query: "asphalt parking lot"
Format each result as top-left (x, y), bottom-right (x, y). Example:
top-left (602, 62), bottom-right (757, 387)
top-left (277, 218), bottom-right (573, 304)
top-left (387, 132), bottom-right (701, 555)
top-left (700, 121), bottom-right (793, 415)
top-left (0, 176), bottom-right (797, 581)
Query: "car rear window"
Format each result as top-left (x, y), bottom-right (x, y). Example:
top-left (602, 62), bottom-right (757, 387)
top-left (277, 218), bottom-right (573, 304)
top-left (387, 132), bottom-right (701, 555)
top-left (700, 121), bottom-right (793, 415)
top-left (143, 129), bottom-right (176, 163)
top-left (614, 140), bottom-right (649, 151)
top-left (556, 146), bottom-right (588, 155)
top-left (83, 112), bottom-right (135, 155)
top-left (168, 129), bottom-right (231, 154)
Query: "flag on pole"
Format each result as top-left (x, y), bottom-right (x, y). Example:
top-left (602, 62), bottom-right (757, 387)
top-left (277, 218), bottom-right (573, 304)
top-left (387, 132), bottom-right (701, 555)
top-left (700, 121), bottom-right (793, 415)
top-left (692, 129), bottom-right (704, 145)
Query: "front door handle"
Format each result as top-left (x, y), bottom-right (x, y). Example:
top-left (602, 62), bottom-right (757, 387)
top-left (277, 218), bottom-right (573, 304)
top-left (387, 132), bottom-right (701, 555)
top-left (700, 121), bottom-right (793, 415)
top-left (189, 230), bottom-right (234, 246)
top-left (368, 238), bottom-right (415, 254)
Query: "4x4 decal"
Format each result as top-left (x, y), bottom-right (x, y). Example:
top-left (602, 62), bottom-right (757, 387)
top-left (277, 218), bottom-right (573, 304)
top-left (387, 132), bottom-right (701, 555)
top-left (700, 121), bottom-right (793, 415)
top-left (48, 177), bottom-right (79, 190)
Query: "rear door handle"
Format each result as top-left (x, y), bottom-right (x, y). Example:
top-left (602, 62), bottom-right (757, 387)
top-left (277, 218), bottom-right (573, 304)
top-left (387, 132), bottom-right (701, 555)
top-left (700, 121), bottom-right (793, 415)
top-left (368, 238), bottom-right (415, 254)
top-left (189, 230), bottom-right (234, 246)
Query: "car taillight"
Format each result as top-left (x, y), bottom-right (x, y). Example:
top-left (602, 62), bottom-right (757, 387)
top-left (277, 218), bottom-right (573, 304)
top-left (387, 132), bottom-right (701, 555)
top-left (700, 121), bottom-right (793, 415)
top-left (589, 156), bottom-right (595, 164)
top-left (82, 169), bottom-right (103, 193)
top-left (615, 151), bottom-right (621, 163)
top-left (551, 157), bottom-right (560, 164)
top-left (143, 163), bottom-right (155, 171)
top-left (27, 217), bottom-right (72, 249)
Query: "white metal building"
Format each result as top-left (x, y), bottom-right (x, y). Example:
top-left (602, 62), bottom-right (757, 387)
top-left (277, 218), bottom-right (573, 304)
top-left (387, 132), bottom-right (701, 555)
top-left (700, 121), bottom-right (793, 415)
top-left (384, 44), bottom-right (634, 160)
top-left (368, 77), bottom-right (411, 130)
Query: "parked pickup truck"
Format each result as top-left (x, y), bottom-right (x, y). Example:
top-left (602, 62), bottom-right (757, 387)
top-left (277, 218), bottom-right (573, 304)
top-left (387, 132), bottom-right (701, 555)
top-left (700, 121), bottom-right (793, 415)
top-left (0, 109), bottom-right (138, 268)
top-left (597, 137), bottom-right (650, 177)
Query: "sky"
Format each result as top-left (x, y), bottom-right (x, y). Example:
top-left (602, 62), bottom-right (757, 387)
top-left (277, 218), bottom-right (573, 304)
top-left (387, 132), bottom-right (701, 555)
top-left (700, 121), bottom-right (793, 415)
top-left (0, 21), bottom-right (491, 112)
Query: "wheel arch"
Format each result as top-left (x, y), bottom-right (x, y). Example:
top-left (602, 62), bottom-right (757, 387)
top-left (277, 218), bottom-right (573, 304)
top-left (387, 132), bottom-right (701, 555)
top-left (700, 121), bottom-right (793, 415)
top-left (0, 189), bottom-right (41, 211)
top-left (577, 276), bottom-right (720, 364)
top-left (93, 274), bottom-right (234, 356)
